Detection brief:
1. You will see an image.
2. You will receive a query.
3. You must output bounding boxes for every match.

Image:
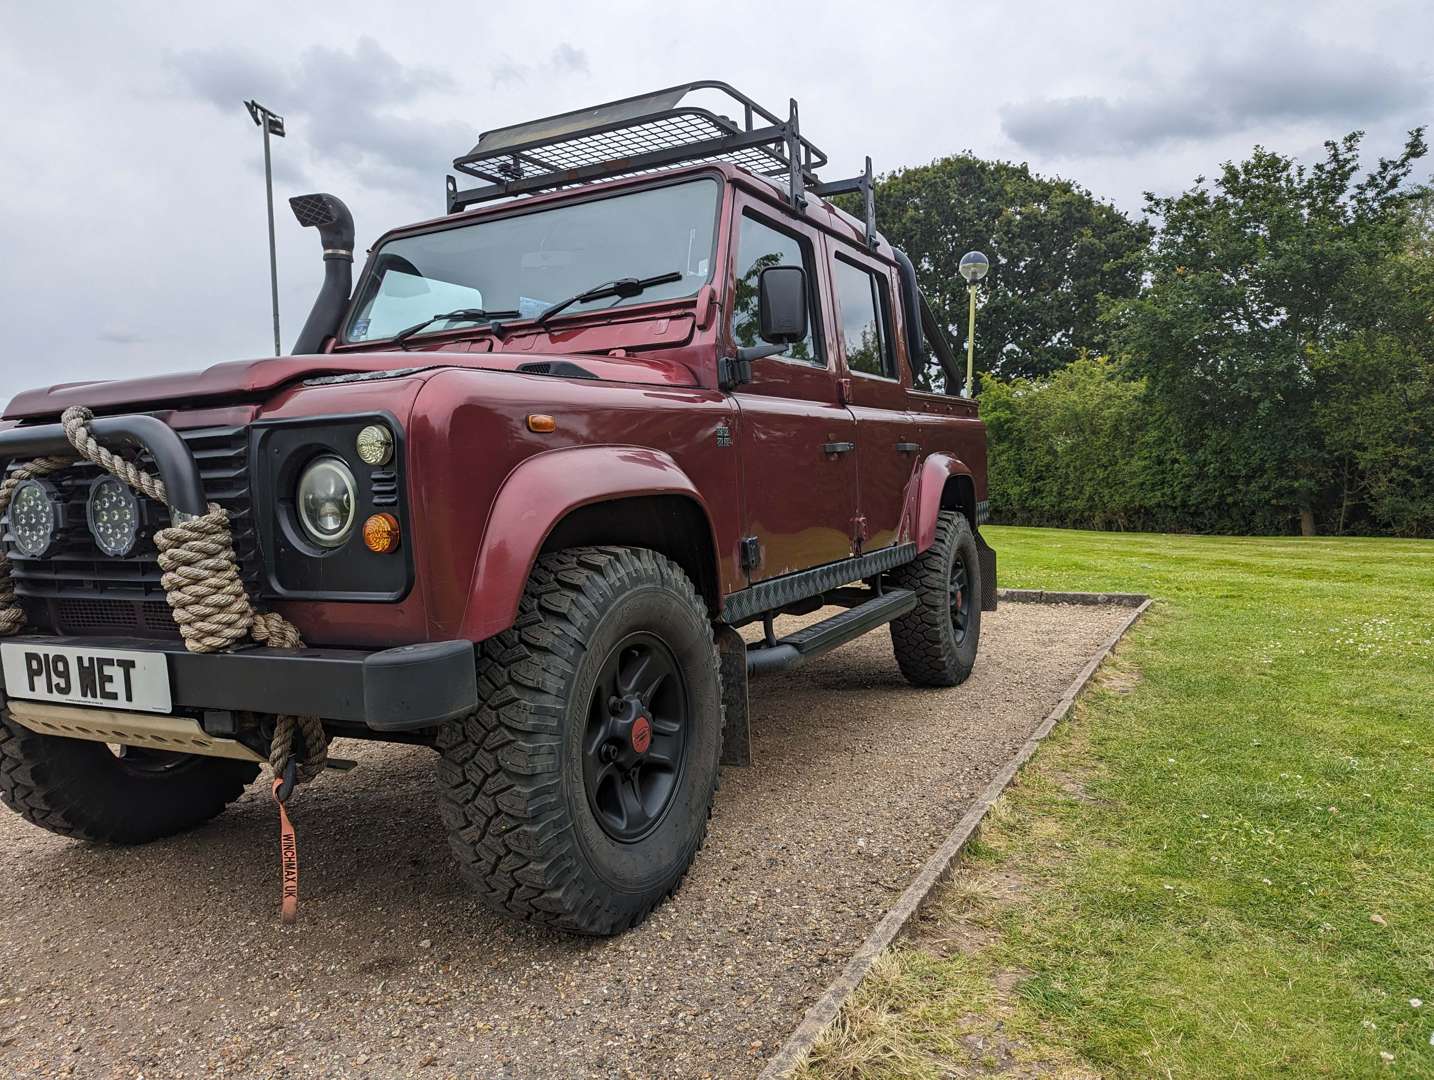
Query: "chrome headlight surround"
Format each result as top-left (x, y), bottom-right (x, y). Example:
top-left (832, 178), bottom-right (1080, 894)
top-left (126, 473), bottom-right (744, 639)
top-left (8, 478), bottom-right (61, 557)
top-left (296, 454), bottom-right (358, 549)
top-left (86, 475), bottom-right (141, 557)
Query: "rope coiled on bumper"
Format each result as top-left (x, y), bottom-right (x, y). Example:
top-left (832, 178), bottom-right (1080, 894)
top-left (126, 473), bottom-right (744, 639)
top-left (0, 406), bottom-right (327, 784)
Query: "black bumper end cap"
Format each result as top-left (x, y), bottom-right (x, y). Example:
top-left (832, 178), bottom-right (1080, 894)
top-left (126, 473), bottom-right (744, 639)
top-left (362, 640), bottom-right (477, 730)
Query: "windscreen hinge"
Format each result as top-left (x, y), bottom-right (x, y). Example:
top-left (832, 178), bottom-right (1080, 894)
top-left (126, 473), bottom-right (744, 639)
top-left (718, 356), bottom-right (753, 391)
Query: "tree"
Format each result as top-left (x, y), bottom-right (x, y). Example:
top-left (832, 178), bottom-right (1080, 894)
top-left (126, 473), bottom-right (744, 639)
top-left (1106, 129), bottom-right (1429, 535)
top-left (853, 155), bottom-right (1150, 379)
top-left (1313, 193), bottom-right (1434, 536)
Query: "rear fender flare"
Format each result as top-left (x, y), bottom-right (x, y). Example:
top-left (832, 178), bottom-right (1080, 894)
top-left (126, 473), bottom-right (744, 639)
top-left (459, 445), bottom-right (718, 641)
top-left (907, 453), bottom-right (976, 553)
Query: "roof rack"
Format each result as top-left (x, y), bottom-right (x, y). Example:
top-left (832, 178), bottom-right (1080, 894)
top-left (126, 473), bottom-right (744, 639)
top-left (445, 80), bottom-right (877, 248)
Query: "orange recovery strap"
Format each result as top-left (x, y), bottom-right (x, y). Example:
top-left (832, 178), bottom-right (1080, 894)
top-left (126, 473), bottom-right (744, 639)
top-left (273, 777), bottom-right (299, 925)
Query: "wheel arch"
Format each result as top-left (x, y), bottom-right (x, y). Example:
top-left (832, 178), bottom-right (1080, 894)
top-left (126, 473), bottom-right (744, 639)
top-left (540, 495), bottom-right (720, 613)
top-left (459, 446), bottom-right (722, 641)
top-left (909, 452), bottom-right (977, 552)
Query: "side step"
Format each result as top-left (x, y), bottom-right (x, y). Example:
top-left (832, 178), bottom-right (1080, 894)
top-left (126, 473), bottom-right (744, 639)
top-left (746, 588), bottom-right (917, 676)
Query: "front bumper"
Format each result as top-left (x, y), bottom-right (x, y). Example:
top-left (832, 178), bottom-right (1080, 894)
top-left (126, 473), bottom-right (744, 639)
top-left (0, 635), bottom-right (478, 731)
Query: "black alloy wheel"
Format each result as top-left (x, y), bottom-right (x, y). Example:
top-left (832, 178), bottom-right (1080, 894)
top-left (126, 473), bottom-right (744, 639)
top-left (949, 553), bottom-right (971, 646)
top-left (583, 632), bottom-right (690, 843)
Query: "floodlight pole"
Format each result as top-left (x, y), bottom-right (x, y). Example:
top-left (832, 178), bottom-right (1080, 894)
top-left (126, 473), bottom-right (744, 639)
top-left (965, 284), bottom-right (978, 398)
top-left (245, 100), bottom-right (286, 356)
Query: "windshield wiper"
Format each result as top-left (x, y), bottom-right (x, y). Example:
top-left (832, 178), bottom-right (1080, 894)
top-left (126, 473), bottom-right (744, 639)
top-left (533, 271), bottom-right (684, 327)
top-left (391, 308), bottom-right (521, 350)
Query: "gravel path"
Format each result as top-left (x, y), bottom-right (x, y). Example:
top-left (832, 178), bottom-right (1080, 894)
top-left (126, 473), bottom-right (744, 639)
top-left (0, 602), bottom-right (1131, 1079)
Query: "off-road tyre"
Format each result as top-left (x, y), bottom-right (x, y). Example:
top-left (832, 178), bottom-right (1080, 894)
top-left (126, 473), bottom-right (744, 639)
top-left (0, 716), bottom-right (260, 844)
top-left (437, 546), bottom-right (723, 936)
top-left (890, 510), bottom-right (982, 686)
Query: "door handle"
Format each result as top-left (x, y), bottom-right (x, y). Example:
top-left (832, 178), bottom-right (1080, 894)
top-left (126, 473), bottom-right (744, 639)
top-left (822, 441), bottom-right (855, 455)
top-left (896, 442), bottom-right (921, 454)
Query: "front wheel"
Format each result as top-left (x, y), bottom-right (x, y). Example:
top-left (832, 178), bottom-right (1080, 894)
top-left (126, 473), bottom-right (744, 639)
top-left (0, 717), bottom-right (259, 844)
top-left (437, 546), bottom-right (722, 935)
top-left (889, 511), bottom-right (983, 686)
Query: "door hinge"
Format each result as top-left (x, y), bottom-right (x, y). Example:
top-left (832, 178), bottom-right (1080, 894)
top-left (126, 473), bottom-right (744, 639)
top-left (837, 378), bottom-right (852, 405)
top-left (739, 536), bottom-right (762, 572)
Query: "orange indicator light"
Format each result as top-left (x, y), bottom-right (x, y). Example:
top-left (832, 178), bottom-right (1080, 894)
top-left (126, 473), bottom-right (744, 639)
top-left (526, 414), bottom-right (557, 433)
top-left (362, 512), bottom-right (401, 554)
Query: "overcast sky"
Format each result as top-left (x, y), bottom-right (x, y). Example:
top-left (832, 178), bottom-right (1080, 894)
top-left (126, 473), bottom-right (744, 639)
top-left (0, 0), bottom-right (1428, 400)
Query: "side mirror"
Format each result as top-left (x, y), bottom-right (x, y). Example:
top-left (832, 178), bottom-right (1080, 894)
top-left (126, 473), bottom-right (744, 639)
top-left (758, 265), bottom-right (808, 344)
top-left (719, 265), bottom-right (811, 390)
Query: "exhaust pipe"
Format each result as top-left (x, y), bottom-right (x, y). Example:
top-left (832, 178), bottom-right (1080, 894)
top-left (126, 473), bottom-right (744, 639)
top-left (288, 193), bottom-right (355, 354)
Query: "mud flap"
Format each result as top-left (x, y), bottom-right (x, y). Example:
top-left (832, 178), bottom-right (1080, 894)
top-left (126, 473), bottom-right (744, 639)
top-left (975, 528), bottom-right (998, 611)
top-left (713, 624), bottom-right (751, 767)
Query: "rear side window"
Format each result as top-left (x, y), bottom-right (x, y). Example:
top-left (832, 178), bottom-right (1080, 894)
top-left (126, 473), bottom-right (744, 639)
top-left (731, 214), bottom-right (821, 364)
top-left (832, 257), bottom-right (895, 379)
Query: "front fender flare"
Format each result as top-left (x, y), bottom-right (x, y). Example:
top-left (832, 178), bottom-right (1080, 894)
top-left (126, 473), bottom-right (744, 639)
top-left (459, 445), bottom-right (717, 642)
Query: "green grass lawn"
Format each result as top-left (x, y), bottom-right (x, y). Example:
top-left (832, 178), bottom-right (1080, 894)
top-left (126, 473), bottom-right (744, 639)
top-left (800, 527), bottom-right (1434, 1079)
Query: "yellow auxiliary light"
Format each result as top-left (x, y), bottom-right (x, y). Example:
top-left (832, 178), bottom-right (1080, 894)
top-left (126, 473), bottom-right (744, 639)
top-left (362, 512), bottom-right (401, 554)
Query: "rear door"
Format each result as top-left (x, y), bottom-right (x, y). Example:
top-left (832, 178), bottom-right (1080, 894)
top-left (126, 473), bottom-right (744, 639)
top-left (827, 244), bottom-right (915, 552)
top-left (727, 198), bottom-right (859, 582)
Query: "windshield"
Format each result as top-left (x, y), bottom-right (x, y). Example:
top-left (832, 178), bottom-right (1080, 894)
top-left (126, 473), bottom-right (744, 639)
top-left (345, 177), bottom-right (720, 343)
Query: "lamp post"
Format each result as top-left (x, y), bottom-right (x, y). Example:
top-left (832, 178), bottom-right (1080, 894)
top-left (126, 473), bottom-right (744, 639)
top-left (245, 100), bottom-right (286, 356)
top-left (958, 250), bottom-right (989, 398)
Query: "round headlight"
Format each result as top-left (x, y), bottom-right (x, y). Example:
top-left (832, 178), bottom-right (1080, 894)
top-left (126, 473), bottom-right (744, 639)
top-left (297, 456), bottom-right (357, 549)
top-left (9, 479), bottom-right (60, 557)
top-left (355, 424), bottom-right (394, 466)
top-left (87, 475), bottom-right (141, 557)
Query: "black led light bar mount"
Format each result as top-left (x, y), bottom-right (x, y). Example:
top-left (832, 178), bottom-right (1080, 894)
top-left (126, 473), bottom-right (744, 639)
top-left (445, 80), bottom-right (878, 248)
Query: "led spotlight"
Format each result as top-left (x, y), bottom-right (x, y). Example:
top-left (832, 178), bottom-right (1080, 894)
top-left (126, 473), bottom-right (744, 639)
top-left (355, 424), bottom-right (394, 466)
top-left (9, 479), bottom-right (60, 557)
top-left (87, 476), bottom-right (141, 557)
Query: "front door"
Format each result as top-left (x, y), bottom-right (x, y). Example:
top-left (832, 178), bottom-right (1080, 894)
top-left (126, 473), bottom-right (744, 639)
top-left (727, 199), bottom-right (858, 582)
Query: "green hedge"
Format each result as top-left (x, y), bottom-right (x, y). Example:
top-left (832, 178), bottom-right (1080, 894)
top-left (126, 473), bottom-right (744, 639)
top-left (981, 355), bottom-right (1434, 537)
top-left (983, 356), bottom-right (1186, 532)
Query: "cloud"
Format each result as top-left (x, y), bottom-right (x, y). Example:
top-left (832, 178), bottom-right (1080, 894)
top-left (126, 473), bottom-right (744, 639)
top-left (97, 327), bottom-right (146, 345)
top-left (550, 43), bottom-right (589, 75)
top-left (1002, 33), bottom-right (1430, 157)
top-left (167, 36), bottom-right (465, 190)
top-left (484, 43), bottom-right (588, 91)
top-left (489, 61), bottom-right (527, 89)
top-left (244, 150), bottom-right (310, 189)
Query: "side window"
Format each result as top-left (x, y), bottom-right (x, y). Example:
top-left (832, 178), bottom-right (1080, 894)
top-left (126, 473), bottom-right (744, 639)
top-left (913, 331), bottom-right (949, 394)
top-left (832, 257), bottom-right (895, 379)
top-left (731, 213), bottom-right (820, 364)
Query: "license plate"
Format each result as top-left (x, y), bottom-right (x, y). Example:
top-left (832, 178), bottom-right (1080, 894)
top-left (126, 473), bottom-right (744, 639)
top-left (1, 643), bottom-right (172, 713)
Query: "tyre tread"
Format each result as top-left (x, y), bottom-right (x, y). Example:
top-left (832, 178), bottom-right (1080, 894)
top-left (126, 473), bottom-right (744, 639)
top-left (0, 716), bottom-right (256, 845)
top-left (889, 511), bottom-right (981, 687)
top-left (437, 546), bottom-right (721, 935)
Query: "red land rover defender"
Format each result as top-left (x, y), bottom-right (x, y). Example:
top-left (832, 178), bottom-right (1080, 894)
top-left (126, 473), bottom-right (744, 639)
top-left (0, 83), bottom-right (995, 934)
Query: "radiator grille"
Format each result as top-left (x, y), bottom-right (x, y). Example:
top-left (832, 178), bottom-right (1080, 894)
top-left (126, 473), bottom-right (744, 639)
top-left (3, 425), bottom-right (256, 639)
